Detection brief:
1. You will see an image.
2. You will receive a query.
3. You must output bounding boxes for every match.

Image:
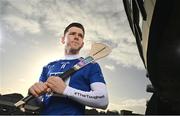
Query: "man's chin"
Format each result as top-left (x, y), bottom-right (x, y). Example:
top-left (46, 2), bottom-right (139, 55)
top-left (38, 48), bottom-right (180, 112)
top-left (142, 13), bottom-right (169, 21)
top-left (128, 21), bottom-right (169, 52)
top-left (72, 45), bottom-right (82, 50)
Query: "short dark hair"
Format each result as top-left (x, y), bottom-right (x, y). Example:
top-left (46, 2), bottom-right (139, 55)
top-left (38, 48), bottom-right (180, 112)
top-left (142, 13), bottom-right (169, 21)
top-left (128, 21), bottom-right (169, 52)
top-left (64, 22), bottom-right (85, 36)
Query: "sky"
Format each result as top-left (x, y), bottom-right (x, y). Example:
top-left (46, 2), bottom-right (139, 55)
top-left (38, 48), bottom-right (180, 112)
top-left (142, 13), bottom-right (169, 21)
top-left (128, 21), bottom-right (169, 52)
top-left (0, 0), bottom-right (151, 114)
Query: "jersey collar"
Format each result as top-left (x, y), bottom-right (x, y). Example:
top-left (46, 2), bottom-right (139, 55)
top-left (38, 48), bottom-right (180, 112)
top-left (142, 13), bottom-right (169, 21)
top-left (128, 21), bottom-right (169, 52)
top-left (63, 54), bottom-right (81, 60)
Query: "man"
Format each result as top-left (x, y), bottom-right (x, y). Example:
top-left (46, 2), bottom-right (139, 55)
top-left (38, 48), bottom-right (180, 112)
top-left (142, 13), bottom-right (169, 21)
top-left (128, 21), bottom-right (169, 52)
top-left (29, 22), bottom-right (109, 115)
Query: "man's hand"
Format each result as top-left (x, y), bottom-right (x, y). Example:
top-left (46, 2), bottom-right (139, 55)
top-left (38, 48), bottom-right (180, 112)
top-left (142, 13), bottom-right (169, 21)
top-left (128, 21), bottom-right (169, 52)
top-left (46, 76), bottom-right (67, 94)
top-left (29, 82), bottom-right (48, 97)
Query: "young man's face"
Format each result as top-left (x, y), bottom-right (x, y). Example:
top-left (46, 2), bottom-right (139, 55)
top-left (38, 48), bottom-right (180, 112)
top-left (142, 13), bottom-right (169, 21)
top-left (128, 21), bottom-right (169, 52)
top-left (62, 26), bottom-right (84, 54)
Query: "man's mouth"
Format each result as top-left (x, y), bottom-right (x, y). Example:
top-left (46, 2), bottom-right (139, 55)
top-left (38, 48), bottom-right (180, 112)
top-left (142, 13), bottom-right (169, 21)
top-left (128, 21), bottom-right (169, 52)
top-left (73, 42), bottom-right (79, 45)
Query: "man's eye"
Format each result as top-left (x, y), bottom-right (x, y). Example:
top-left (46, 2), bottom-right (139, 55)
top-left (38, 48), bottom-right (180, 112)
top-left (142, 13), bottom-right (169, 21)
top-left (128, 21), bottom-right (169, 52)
top-left (78, 34), bottom-right (83, 38)
top-left (69, 32), bottom-right (75, 35)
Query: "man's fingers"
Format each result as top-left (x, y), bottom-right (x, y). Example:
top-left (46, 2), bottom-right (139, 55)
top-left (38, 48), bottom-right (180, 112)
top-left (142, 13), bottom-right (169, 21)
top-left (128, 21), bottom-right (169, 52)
top-left (46, 88), bottom-right (52, 93)
top-left (39, 83), bottom-right (48, 91)
top-left (34, 86), bottom-right (42, 95)
top-left (42, 83), bottom-right (48, 90)
top-left (29, 82), bottom-right (49, 97)
top-left (46, 76), bottom-right (66, 94)
top-left (29, 87), bottom-right (39, 97)
top-left (47, 79), bottom-right (56, 86)
top-left (47, 82), bottom-right (54, 89)
top-left (47, 76), bottom-right (63, 84)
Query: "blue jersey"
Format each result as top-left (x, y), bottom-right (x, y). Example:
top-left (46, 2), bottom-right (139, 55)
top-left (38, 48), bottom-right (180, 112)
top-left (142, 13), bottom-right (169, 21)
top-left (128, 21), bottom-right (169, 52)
top-left (39, 58), bottom-right (105, 115)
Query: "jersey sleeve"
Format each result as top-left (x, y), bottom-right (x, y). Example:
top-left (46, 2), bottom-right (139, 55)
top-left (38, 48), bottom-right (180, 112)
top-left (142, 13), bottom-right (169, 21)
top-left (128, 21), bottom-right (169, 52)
top-left (88, 63), bottom-right (106, 84)
top-left (39, 65), bottom-right (49, 82)
top-left (63, 82), bottom-right (109, 109)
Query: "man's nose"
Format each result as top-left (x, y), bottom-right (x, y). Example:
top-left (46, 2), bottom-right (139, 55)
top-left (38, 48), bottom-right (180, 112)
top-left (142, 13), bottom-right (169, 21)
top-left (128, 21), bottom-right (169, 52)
top-left (74, 34), bottom-right (79, 40)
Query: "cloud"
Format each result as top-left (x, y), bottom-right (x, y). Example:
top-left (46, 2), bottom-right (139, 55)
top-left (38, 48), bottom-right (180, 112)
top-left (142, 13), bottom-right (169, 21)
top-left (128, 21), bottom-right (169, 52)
top-left (109, 98), bottom-right (147, 114)
top-left (0, 48), bottom-right (5, 53)
top-left (120, 98), bottom-right (146, 107)
top-left (0, 24), bottom-right (5, 53)
top-left (0, 87), bottom-right (15, 95)
top-left (18, 78), bottom-right (26, 83)
top-left (109, 43), bottom-right (144, 69)
top-left (2, 15), bottom-right (40, 34)
top-left (0, 25), bottom-right (2, 45)
top-left (0, 0), bottom-right (144, 69)
top-left (104, 65), bottom-right (115, 71)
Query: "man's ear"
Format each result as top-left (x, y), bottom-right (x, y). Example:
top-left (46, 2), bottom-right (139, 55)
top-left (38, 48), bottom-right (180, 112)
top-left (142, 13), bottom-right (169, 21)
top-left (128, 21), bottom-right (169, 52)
top-left (61, 36), bottom-right (65, 44)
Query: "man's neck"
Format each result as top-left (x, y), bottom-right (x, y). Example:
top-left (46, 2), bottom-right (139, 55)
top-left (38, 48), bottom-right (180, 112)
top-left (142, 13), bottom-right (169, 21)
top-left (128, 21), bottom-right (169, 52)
top-left (65, 48), bottom-right (80, 55)
top-left (64, 49), bottom-right (81, 59)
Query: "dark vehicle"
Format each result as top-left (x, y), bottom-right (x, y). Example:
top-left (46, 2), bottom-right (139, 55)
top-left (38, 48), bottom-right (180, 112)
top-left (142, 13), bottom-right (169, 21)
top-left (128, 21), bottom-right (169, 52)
top-left (0, 93), bottom-right (42, 114)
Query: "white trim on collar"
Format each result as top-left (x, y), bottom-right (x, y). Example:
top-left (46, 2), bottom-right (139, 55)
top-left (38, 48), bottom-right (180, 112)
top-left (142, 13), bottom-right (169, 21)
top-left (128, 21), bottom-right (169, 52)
top-left (63, 54), bottom-right (81, 60)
